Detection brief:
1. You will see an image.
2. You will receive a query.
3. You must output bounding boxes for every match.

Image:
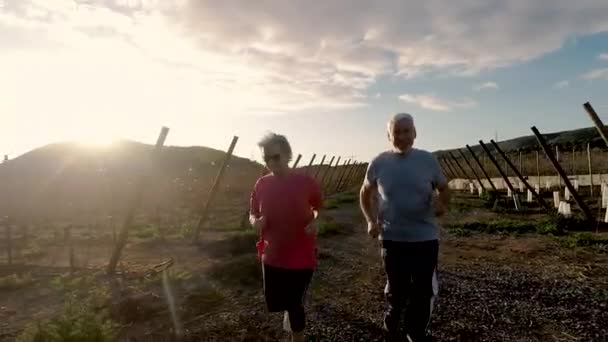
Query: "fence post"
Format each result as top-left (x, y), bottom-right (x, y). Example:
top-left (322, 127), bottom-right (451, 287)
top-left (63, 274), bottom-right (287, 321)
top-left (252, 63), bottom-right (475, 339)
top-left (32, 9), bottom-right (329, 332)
top-left (107, 126), bottom-right (169, 275)
top-left (437, 158), bottom-right (453, 179)
top-left (333, 159), bottom-right (352, 194)
top-left (449, 151), bottom-right (471, 180)
top-left (305, 154), bottom-right (317, 175)
top-left (442, 158), bottom-right (458, 179)
top-left (588, 143), bottom-right (594, 197)
top-left (314, 155), bottom-right (327, 180)
top-left (445, 156), bottom-right (462, 178)
top-left (479, 140), bottom-right (517, 198)
top-left (531, 127), bottom-right (595, 223)
top-left (319, 156), bottom-right (337, 191)
top-left (457, 149), bottom-right (486, 192)
top-left (465, 145), bottom-right (497, 191)
top-left (193, 136), bottom-right (239, 243)
top-left (519, 151), bottom-right (523, 176)
top-left (490, 140), bottom-right (550, 211)
top-left (583, 102), bottom-right (608, 147)
top-left (6, 221), bottom-right (12, 265)
top-left (339, 161), bottom-right (359, 192)
top-left (556, 146), bottom-right (561, 189)
top-left (323, 157), bottom-right (341, 192)
top-left (292, 154), bottom-right (303, 169)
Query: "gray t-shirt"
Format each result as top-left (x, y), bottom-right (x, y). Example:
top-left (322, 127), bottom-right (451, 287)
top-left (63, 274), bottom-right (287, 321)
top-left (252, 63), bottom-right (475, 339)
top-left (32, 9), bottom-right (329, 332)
top-left (365, 149), bottom-right (447, 242)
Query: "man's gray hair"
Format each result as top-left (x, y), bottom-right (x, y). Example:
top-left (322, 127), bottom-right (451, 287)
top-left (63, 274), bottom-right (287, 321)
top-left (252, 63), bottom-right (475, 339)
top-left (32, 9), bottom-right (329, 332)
top-left (387, 113), bottom-right (414, 132)
top-left (257, 132), bottom-right (293, 161)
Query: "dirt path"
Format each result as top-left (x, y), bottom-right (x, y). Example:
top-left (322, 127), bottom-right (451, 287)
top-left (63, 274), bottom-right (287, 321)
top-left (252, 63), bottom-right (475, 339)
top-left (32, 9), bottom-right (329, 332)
top-left (182, 201), bottom-right (607, 342)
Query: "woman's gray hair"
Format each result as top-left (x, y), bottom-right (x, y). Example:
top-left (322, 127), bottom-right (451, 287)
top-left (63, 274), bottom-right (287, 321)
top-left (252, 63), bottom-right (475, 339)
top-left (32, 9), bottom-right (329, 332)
top-left (257, 132), bottom-right (293, 161)
top-left (387, 113), bottom-right (414, 133)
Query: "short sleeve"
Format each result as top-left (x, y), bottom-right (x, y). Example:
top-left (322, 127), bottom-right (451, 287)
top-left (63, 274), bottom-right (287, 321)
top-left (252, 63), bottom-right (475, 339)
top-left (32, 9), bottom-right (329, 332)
top-left (430, 154), bottom-right (448, 187)
top-left (249, 179), bottom-right (262, 217)
top-left (308, 176), bottom-right (323, 210)
top-left (363, 157), bottom-right (379, 188)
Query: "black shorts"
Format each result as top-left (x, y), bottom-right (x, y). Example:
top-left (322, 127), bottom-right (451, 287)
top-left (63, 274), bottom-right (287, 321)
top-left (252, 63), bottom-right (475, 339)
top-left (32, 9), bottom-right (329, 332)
top-left (262, 264), bottom-right (313, 312)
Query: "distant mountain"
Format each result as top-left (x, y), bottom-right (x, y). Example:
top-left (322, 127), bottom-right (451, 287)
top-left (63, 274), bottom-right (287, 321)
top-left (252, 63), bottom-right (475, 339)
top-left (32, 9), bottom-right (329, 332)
top-left (0, 140), bottom-right (263, 222)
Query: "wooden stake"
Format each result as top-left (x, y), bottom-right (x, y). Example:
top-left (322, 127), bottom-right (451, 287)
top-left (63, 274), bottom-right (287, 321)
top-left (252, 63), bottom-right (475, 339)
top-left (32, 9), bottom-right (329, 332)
top-left (479, 140), bottom-right (517, 197)
top-left (519, 151), bottom-right (523, 176)
top-left (536, 150), bottom-right (541, 189)
top-left (490, 140), bottom-right (550, 211)
top-left (532, 127), bottom-right (594, 223)
top-left (465, 145), bottom-right (497, 191)
top-left (332, 159), bottom-right (352, 194)
top-left (337, 161), bottom-right (357, 192)
top-left (107, 126), bottom-right (169, 275)
top-left (448, 151), bottom-right (471, 180)
top-left (292, 154), bottom-right (302, 169)
top-left (319, 156), bottom-right (337, 191)
top-left (583, 102), bottom-right (608, 147)
top-left (193, 136), bottom-right (239, 243)
top-left (457, 149), bottom-right (486, 192)
top-left (556, 146), bottom-right (561, 189)
top-left (305, 154), bottom-right (317, 175)
top-left (588, 143), bottom-right (594, 197)
top-left (6, 222), bottom-right (12, 265)
top-left (314, 155), bottom-right (327, 180)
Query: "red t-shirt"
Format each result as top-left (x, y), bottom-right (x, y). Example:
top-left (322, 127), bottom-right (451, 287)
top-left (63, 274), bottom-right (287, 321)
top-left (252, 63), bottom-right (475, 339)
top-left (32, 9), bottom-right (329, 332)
top-left (249, 171), bottom-right (323, 269)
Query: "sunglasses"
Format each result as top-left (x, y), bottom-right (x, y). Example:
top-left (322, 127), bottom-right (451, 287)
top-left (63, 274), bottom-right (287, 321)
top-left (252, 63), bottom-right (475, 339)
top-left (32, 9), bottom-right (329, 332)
top-left (263, 154), bottom-right (282, 163)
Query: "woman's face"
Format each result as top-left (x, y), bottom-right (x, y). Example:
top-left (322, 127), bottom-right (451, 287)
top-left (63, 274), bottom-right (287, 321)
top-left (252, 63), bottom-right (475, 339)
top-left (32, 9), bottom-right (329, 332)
top-left (263, 144), bottom-right (290, 173)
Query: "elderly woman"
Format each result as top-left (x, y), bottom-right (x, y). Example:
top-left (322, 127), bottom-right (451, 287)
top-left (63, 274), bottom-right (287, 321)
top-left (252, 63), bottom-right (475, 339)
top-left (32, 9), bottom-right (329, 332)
top-left (249, 132), bottom-right (323, 342)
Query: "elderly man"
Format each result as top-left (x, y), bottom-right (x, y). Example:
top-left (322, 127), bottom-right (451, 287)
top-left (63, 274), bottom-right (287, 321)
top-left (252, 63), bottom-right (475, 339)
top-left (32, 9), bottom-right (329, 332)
top-left (359, 113), bottom-right (450, 342)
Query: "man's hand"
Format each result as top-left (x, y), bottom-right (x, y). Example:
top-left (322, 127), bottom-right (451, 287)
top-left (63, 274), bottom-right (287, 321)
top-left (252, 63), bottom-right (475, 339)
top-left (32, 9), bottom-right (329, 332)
top-left (433, 196), bottom-right (448, 217)
top-left (367, 221), bottom-right (380, 239)
top-left (252, 216), bottom-right (267, 231)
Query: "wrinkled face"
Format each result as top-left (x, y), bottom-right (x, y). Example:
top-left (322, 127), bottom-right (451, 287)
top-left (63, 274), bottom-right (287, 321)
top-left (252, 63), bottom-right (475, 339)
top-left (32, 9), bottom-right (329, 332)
top-left (262, 143), bottom-right (290, 173)
top-left (389, 118), bottom-right (416, 153)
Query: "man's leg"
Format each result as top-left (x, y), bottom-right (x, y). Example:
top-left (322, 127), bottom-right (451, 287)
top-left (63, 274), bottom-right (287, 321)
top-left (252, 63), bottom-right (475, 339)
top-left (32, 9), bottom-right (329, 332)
top-left (286, 269), bottom-right (313, 342)
top-left (382, 240), bottom-right (410, 338)
top-left (406, 240), bottom-right (439, 342)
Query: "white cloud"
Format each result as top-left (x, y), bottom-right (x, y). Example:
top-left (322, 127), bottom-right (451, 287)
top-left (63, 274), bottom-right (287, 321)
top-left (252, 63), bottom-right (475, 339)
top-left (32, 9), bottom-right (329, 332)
top-left (599, 53), bottom-right (608, 61)
top-left (2, 0), bottom-right (608, 117)
top-left (554, 80), bottom-right (570, 88)
top-left (473, 82), bottom-right (499, 91)
top-left (398, 94), bottom-right (477, 112)
top-left (581, 68), bottom-right (608, 80)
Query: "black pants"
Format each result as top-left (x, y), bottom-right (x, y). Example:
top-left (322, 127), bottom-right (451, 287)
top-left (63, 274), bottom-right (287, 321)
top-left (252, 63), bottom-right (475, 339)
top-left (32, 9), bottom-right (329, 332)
top-left (262, 264), bottom-right (313, 333)
top-left (381, 240), bottom-right (439, 341)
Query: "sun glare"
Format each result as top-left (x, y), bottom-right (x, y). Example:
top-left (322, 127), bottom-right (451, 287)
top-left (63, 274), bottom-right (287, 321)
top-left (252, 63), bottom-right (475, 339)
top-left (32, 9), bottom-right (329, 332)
top-left (74, 132), bottom-right (118, 148)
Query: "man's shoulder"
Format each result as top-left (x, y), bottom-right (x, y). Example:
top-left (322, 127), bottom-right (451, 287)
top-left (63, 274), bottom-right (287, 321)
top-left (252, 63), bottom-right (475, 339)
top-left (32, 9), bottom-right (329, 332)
top-left (370, 151), bottom-right (394, 164)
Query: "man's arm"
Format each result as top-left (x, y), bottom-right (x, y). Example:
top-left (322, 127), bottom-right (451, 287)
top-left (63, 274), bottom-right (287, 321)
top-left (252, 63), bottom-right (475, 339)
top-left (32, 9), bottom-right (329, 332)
top-left (434, 181), bottom-right (450, 217)
top-left (359, 182), bottom-right (377, 224)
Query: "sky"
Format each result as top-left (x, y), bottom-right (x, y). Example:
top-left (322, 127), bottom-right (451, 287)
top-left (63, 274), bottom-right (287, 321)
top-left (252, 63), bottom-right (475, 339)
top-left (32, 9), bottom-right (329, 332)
top-left (1, 0), bottom-right (608, 164)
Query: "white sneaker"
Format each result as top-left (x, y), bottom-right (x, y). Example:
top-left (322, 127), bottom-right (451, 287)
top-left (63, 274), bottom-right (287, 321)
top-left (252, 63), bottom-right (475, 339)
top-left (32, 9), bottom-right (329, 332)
top-left (283, 311), bottom-right (291, 332)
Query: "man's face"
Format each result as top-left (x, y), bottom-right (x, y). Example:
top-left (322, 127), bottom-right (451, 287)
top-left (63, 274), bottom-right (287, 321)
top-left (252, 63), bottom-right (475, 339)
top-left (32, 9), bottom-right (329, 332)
top-left (389, 118), bottom-right (416, 153)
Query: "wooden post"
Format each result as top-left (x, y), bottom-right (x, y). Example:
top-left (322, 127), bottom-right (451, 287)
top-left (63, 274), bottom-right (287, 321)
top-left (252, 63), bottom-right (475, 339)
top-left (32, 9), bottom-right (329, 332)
top-left (490, 140), bottom-right (550, 211)
top-left (193, 136), bottom-right (239, 243)
top-left (6, 223), bottom-right (12, 265)
top-left (583, 102), bottom-right (608, 147)
top-left (479, 140), bottom-right (517, 196)
top-left (438, 158), bottom-right (454, 179)
top-left (332, 159), bottom-right (352, 194)
top-left (107, 126), bottom-right (169, 275)
top-left (588, 143), bottom-right (594, 197)
top-left (448, 152), bottom-right (470, 180)
top-left (305, 154), bottom-right (317, 175)
top-left (465, 145), bottom-right (497, 191)
top-left (536, 150), bottom-right (541, 189)
top-left (445, 156), bottom-right (462, 178)
top-left (292, 154), bottom-right (302, 169)
top-left (519, 151), bottom-right (523, 176)
top-left (337, 161), bottom-right (357, 192)
top-left (443, 157), bottom-right (459, 178)
top-left (531, 126), bottom-right (595, 223)
top-left (457, 149), bottom-right (486, 192)
top-left (319, 156), bottom-right (337, 191)
top-left (314, 155), bottom-right (327, 180)
top-left (556, 146), bottom-right (561, 189)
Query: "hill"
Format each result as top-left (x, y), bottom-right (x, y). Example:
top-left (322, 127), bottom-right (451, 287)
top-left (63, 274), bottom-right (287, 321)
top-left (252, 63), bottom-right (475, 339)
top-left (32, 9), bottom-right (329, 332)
top-left (0, 140), bottom-right (263, 222)
top-left (434, 126), bottom-right (606, 157)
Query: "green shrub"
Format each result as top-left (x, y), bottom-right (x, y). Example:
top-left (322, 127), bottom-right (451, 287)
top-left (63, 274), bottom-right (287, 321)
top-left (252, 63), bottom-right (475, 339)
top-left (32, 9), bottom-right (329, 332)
top-left (16, 297), bottom-right (118, 342)
top-left (0, 273), bottom-right (34, 291)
